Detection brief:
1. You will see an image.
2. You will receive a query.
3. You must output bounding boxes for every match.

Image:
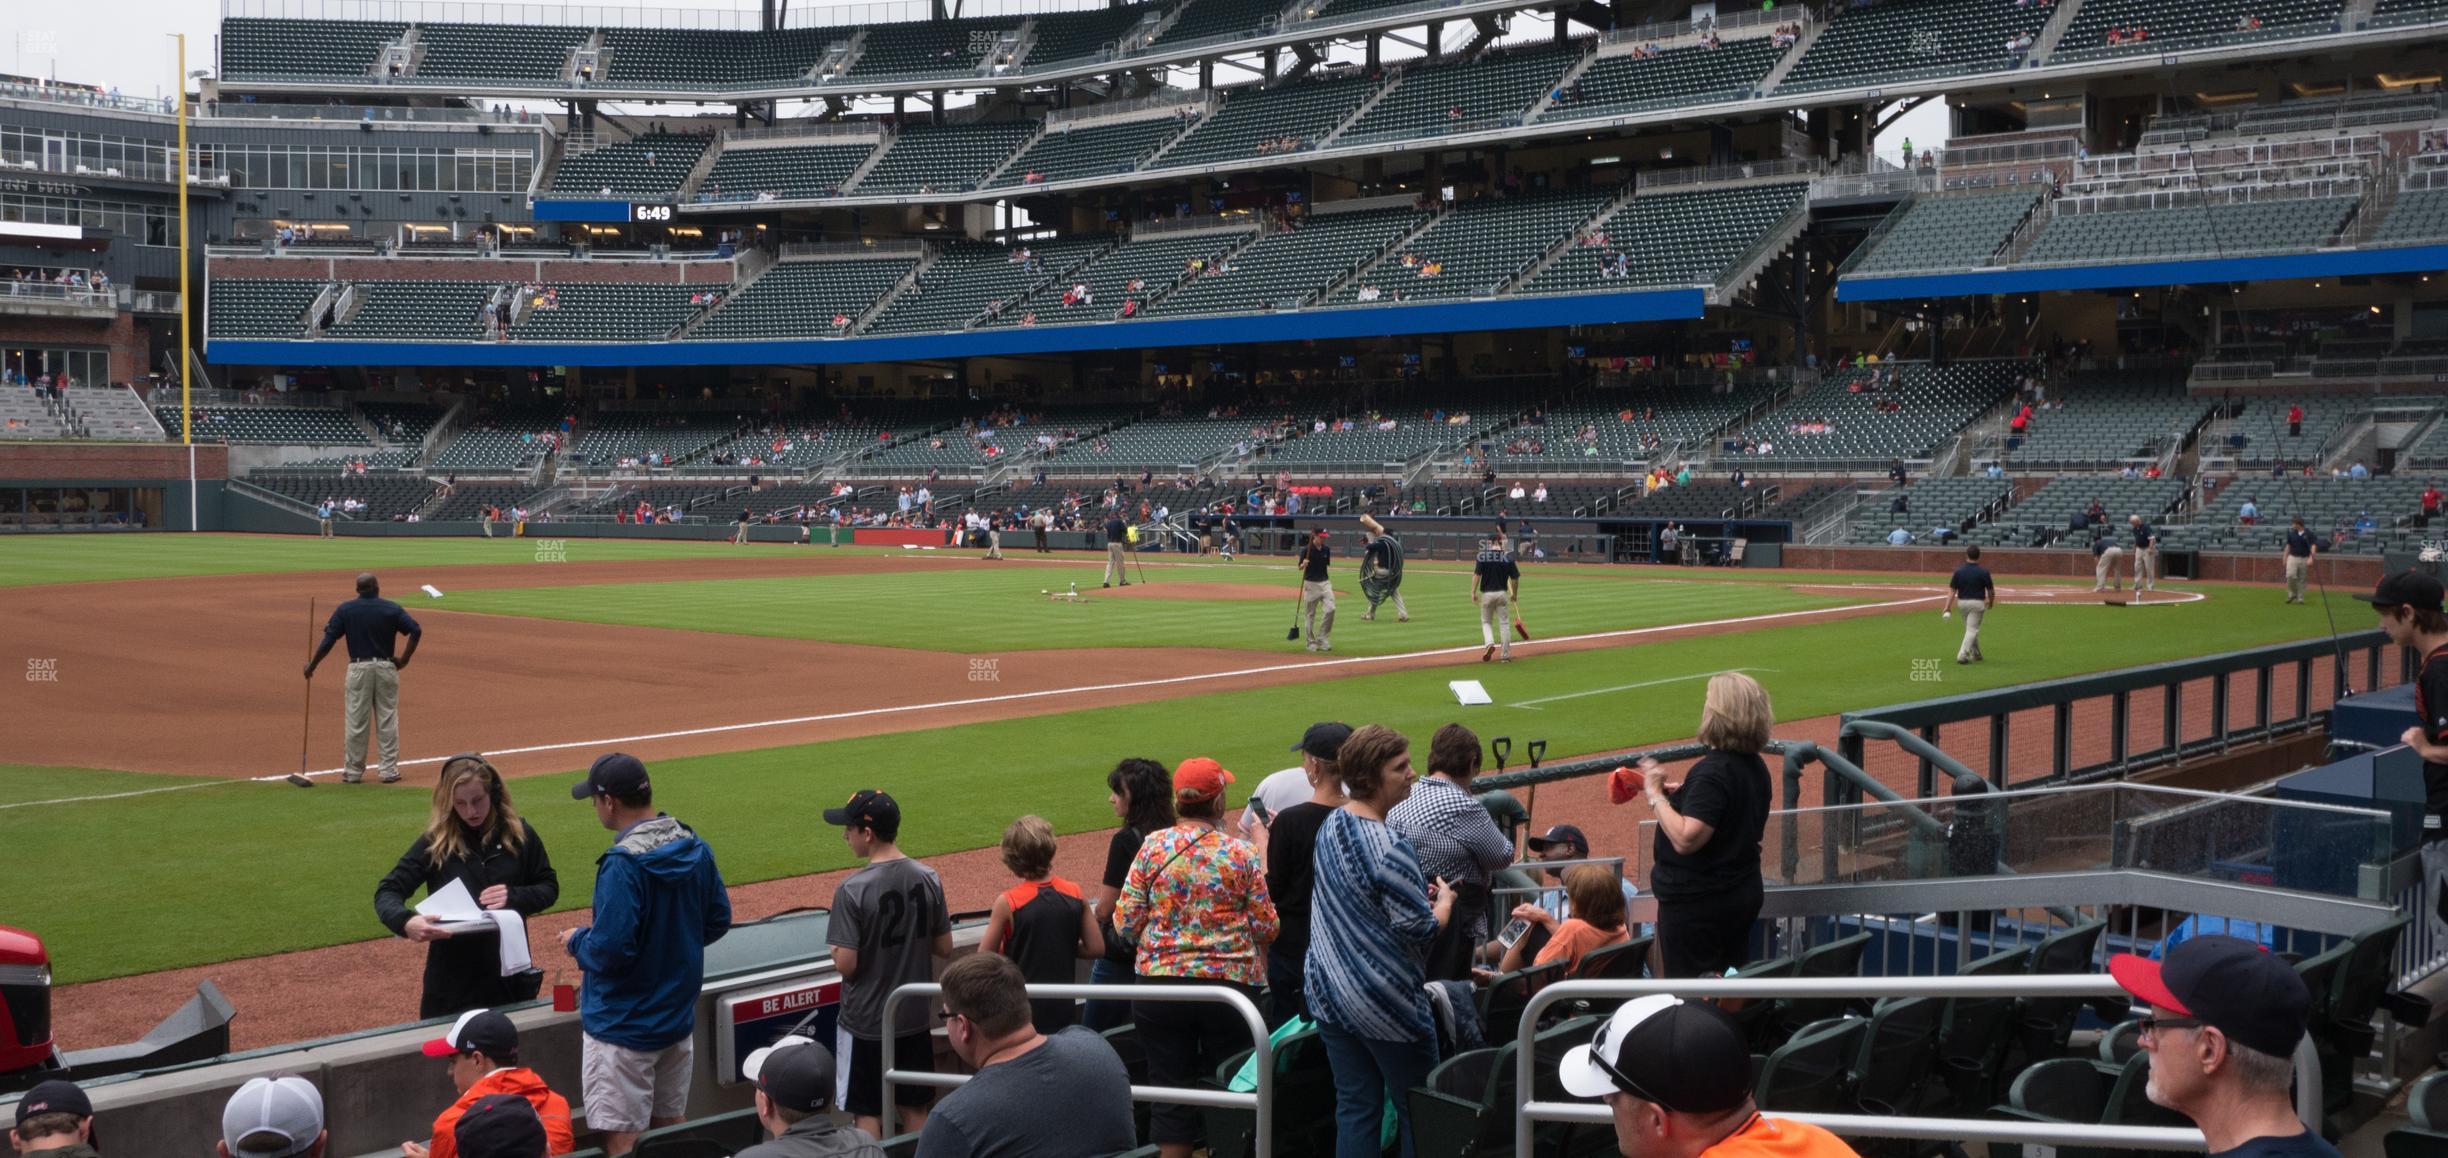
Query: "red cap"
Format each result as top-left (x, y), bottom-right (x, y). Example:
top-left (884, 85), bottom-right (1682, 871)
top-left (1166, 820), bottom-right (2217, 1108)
top-left (1173, 757), bottom-right (1235, 803)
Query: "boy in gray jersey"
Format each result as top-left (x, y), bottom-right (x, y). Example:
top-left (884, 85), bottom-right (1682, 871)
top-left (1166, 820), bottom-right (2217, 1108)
top-left (825, 790), bottom-right (953, 1139)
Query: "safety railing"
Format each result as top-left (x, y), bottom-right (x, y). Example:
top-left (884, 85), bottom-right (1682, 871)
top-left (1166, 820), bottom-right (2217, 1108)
top-left (1837, 629), bottom-right (2402, 797)
top-left (1514, 975), bottom-right (2318, 1156)
top-left (882, 981), bottom-right (1274, 1156)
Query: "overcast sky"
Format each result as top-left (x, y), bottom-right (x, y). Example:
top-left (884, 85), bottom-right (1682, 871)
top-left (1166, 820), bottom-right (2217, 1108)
top-left (9, 0), bottom-right (1944, 159)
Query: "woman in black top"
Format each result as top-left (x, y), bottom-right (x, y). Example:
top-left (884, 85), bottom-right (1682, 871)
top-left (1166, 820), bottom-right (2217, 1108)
top-left (1638, 673), bottom-right (1775, 978)
top-left (1085, 757), bottom-right (1174, 1030)
top-left (374, 754), bottom-right (559, 1018)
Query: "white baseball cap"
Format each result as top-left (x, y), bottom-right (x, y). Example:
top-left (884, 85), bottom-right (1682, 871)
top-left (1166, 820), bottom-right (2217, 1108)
top-left (221, 1075), bottom-right (325, 1158)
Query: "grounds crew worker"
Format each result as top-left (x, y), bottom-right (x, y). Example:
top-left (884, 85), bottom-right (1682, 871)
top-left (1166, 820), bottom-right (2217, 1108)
top-left (2282, 517), bottom-right (2318, 604)
top-left (1102, 511), bottom-right (1131, 588)
top-left (2092, 532), bottom-right (2124, 593)
top-left (1297, 528), bottom-right (1337, 651)
top-left (1559, 995), bottom-right (1863, 1158)
top-left (1942, 544), bottom-right (1995, 665)
top-left (2129, 514), bottom-right (2160, 591)
top-left (1358, 511), bottom-right (1409, 622)
top-left (305, 571), bottom-right (422, 784)
top-left (1475, 526), bottom-right (1521, 663)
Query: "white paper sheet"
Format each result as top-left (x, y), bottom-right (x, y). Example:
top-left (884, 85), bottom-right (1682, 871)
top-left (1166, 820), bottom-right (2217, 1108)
top-left (415, 878), bottom-right (535, 977)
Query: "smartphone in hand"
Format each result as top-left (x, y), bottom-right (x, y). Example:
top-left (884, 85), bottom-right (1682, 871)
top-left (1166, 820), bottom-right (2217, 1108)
top-left (1246, 797), bottom-right (1273, 827)
top-left (1496, 917), bottom-right (1532, 949)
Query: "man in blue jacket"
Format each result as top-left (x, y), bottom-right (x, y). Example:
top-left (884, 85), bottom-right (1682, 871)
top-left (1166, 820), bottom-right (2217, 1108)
top-left (558, 752), bottom-right (732, 1156)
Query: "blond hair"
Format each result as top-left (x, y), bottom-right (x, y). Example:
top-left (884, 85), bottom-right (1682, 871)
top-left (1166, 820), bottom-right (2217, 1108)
top-left (1562, 864), bottom-right (1626, 931)
top-left (1000, 814), bottom-right (1058, 880)
top-left (426, 754), bottom-right (526, 865)
top-left (1697, 672), bottom-right (1772, 754)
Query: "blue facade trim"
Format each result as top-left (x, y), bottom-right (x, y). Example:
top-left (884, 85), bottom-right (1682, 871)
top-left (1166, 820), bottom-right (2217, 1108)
top-left (1837, 244), bottom-right (2448, 301)
top-left (201, 287), bottom-right (1707, 367)
top-left (530, 199), bottom-right (639, 222)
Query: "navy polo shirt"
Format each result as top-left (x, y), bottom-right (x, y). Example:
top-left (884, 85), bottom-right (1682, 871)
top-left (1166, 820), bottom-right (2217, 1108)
top-left (324, 596), bottom-right (421, 662)
top-left (2131, 522), bottom-right (2155, 549)
top-left (1949, 564), bottom-right (1994, 603)
top-left (2286, 529), bottom-right (2317, 558)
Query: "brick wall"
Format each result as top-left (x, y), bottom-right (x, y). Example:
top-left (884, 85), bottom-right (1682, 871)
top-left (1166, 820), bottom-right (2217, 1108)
top-left (0, 441), bottom-right (227, 480)
top-left (0, 312), bottom-right (157, 384)
top-left (1781, 544), bottom-right (2384, 586)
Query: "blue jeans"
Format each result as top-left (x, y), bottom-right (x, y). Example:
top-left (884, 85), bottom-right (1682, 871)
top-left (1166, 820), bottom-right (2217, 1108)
top-left (1082, 956), bottom-right (1134, 1032)
top-left (1318, 1021), bottom-right (1439, 1158)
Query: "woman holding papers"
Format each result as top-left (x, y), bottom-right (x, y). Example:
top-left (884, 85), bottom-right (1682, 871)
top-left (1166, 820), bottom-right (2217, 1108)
top-left (376, 754), bottom-right (561, 1017)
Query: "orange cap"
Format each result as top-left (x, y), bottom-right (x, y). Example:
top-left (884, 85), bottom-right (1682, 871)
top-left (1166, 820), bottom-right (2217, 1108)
top-left (1173, 757), bottom-right (1236, 803)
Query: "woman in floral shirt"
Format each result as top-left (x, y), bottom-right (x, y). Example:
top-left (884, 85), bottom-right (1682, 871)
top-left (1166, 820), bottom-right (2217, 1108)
top-left (1114, 756), bottom-right (1279, 1158)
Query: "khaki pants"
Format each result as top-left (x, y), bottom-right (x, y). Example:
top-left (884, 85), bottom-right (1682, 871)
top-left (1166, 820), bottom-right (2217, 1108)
top-left (1956, 599), bottom-right (1986, 662)
top-left (481, 518), bottom-right (494, 538)
top-left (2285, 554), bottom-right (2310, 601)
top-left (987, 529), bottom-right (1003, 559)
top-left (1478, 590), bottom-right (1513, 658)
top-left (1302, 579), bottom-right (1337, 647)
top-left (1104, 542), bottom-right (1130, 586)
top-left (732, 522), bottom-right (749, 544)
top-left (343, 659), bottom-right (401, 782)
top-left (2132, 545), bottom-right (2156, 590)
top-left (2093, 546), bottom-right (2123, 591)
top-left (318, 516), bottom-right (333, 539)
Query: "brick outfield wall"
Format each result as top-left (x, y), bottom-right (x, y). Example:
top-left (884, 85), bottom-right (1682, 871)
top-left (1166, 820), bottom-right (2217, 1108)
top-left (0, 441), bottom-right (228, 480)
top-left (1781, 544), bottom-right (2385, 586)
top-left (206, 257), bottom-right (735, 284)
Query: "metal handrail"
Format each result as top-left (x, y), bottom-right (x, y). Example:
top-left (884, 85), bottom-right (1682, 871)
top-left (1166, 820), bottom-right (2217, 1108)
top-left (1514, 975), bottom-right (2318, 1156)
top-left (881, 981), bottom-right (1273, 1157)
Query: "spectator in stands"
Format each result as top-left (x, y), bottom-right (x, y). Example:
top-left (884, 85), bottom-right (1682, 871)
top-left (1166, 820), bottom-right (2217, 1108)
top-left (1886, 526), bottom-right (1914, 546)
top-left (1497, 863), bottom-right (1631, 976)
top-left (2239, 498), bottom-right (2259, 526)
top-left (827, 789), bottom-right (953, 1139)
top-left (2422, 482), bottom-right (2442, 529)
top-left (918, 953), bottom-right (1137, 1158)
top-left (1308, 725), bottom-right (1453, 1158)
top-left (2108, 936), bottom-right (2336, 1158)
top-left (10, 1080), bottom-right (96, 1158)
top-left (376, 755), bottom-right (560, 1018)
top-left (2350, 461), bottom-right (2372, 480)
top-left (558, 753), bottom-right (733, 1157)
top-left (219, 1075), bottom-right (326, 1158)
top-left (1250, 722), bottom-right (1351, 1022)
top-left (1113, 757), bottom-right (1277, 1158)
top-left (981, 815), bottom-right (1102, 1032)
top-left (1637, 673), bottom-right (1774, 978)
top-left (735, 1037), bottom-right (878, 1158)
top-left (1389, 723), bottom-right (1513, 980)
top-left (2288, 403), bottom-right (2304, 437)
top-left (403, 1010), bottom-right (574, 1158)
top-left (1559, 996), bottom-right (1864, 1158)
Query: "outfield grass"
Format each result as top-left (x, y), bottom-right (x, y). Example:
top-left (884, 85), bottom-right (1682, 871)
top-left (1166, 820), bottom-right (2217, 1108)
top-left (435, 565), bottom-right (1880, 654)
top-left (4, 586), bottom-right (2358, 983)
top-left (1, 534), bottom-right (793, 587)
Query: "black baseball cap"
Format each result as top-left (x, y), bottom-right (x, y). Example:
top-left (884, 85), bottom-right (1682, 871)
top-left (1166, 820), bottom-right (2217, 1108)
top-left (569, 752), bottom-right (650, 800)
top-left (1560, 996), bottom-right (1753, 1114)
top-left (2110, 934), bottom-right (2312, 1059)
top-left (422, 1008), bottom-right (519, 1059)
top-left (2355, 570), bottom-right (2446, 613)
top-left (452, 1093), bottom-right (548, 1158)
top-left (1292, 722), bottom-right (1354, 760)
top-left (1524, 824), bottom-right (1589, 856)
top-left (14, 1079), bottom-right (90, 1125)
top-left (824, 789), bottom-right (900, 830)
top-left (744, 1035), bottom-right (836, 1114)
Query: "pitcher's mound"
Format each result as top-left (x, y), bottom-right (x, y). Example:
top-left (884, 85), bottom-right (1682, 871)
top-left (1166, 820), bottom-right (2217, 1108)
top-left (1105, 582), bottom-right (1343, 602)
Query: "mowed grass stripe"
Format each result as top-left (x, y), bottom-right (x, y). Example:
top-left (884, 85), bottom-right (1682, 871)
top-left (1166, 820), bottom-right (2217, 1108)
top-left (433, 566), bottom-right (1875, 654)
top-left (5, 588), bottom-right (2351, 983)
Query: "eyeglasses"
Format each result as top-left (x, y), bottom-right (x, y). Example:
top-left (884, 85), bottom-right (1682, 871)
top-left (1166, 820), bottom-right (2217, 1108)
top-left (939, 1007), bottom-right (965, 1026)
top-left (2136, 1015), bottom-right (2202, 1041)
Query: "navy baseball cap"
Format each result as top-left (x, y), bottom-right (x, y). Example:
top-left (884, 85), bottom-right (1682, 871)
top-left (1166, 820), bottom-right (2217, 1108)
top-left (744, 1035), bottom-right (836, 1114)
top-left (14, 1079), bottom-right (90, 1125)
top-left (1525, 824), bottom-right (1589, 855)
top-left (2355, 570), bottom-right (2446, 613)
top-left (1292, 722), bottom-right (1354, 760)
top-left (570, 752), bottom-right (650, 800)
top-left (2109, 934), bottom-right (2312, 1058)
top-left (422, 1009), bottom-right (519, 1059)
top-left (824, 789), bottom-right (900, 830)
top-left (453, 1093), bottom-right (548, 1158)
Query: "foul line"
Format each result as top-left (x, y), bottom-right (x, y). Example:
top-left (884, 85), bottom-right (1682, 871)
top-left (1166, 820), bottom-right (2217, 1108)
top-left (1511, 667), bottom-right (1781, 710)
top-left (1, 593), bottom-right (1934, 809)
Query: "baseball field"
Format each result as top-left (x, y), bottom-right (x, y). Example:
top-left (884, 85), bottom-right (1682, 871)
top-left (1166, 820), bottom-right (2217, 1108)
top-left (0, 534), bottom-right (2363, 1005)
